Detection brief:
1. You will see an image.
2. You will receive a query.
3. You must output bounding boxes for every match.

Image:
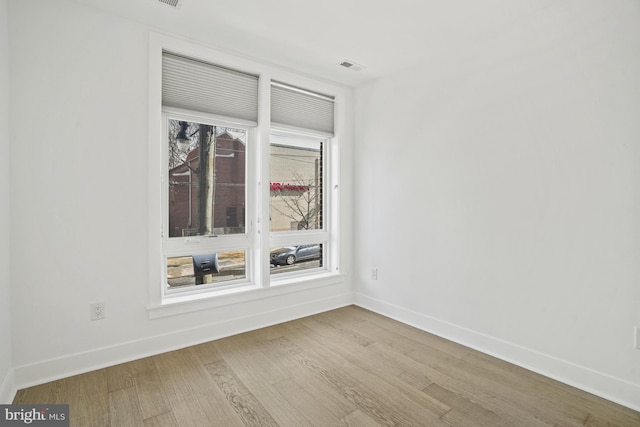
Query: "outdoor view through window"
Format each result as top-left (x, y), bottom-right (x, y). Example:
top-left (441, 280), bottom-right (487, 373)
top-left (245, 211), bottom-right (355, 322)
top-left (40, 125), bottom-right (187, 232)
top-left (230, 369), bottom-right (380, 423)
top-left (166, 119), bottom-right (247, 287)
top-left (270, 136), bottom-right (324, 275)
top-left (164, 121), bottom-right (327, 287)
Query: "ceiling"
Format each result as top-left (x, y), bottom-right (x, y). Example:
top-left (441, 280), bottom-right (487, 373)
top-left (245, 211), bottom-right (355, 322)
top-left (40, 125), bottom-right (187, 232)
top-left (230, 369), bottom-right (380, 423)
top-left (71, 0), bottom-right (554, 87)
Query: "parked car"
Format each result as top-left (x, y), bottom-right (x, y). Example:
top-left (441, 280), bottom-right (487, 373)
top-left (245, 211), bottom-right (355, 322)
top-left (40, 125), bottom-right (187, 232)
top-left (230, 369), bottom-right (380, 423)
top-left (270, 244), bottom-right (320, 266)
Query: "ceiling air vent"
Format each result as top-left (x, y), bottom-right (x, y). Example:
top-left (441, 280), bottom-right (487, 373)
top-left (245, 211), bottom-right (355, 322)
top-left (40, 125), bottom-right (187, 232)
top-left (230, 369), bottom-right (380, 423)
top-left (157, 0), bottom-right (183, 8)
top-left (339, 60), bottom-right (365, 72)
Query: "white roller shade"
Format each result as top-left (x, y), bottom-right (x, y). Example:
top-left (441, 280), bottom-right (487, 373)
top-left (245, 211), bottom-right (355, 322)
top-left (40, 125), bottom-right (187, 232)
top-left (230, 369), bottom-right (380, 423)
top-left (162, 51), bottom-right (258, 123)
top-left (271, 82), bottom-right (334, 135)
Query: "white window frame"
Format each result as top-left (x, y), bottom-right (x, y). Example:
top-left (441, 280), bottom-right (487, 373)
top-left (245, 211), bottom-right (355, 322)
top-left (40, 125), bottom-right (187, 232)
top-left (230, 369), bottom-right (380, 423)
top-left (268, 128), bottom-right (334, 282)
top-left (147, 33), bottom-right (347, 317)
top-left (161, 108), bottom-right (256, 298)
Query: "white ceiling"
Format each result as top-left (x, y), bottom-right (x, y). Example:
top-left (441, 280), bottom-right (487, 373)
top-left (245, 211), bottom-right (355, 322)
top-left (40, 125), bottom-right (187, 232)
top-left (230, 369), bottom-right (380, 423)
top-left (71, 0), bottom-right (554, 86)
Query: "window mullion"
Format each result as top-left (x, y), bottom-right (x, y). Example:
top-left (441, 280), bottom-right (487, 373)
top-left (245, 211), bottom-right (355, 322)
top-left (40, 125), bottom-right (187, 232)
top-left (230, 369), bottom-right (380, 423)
top-left (256, 73), bottom-right (272, 288)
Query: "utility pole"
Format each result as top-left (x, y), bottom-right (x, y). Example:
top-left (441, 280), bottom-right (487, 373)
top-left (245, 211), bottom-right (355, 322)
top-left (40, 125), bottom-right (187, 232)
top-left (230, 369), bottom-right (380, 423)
top-left (206, 127), bottom-right (216, 234)
top-left (197, 124), bottom-right (212, 236)
top-left (195, 124), bottom-right (216, 285)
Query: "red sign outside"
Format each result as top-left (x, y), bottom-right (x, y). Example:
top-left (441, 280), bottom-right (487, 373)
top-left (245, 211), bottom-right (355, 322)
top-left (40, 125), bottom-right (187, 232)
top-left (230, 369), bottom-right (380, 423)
top-left (270, 182), bottom-right (310, 192)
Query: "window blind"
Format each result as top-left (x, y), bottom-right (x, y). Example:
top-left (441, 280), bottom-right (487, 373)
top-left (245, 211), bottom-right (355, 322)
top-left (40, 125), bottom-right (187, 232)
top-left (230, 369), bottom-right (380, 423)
top-left (271, 82), bottom-right (334, 135)
top-left (162, 51), bottom-right (258, 123)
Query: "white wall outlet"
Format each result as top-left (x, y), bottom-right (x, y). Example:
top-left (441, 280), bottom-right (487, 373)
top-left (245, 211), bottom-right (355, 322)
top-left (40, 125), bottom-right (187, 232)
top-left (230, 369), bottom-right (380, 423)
top-left (90, 302), bottom-right (106, 321)
top-left (371, 268), bottom-right (378, 280)
top-left (635, 326), bottom-right (640, 350)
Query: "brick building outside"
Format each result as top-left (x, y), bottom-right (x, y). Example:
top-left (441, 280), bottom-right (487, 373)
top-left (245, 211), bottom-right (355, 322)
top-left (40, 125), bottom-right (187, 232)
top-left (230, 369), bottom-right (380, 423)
top-left (168, 130), bottom-right (246, 237)
top-left (168, 129), bottom-right (320, 238)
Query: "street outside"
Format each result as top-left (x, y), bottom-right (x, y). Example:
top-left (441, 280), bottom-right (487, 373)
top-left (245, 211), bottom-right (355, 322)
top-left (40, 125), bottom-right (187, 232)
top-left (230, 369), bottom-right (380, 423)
top-left (167, 251), bottom-right (320, 287)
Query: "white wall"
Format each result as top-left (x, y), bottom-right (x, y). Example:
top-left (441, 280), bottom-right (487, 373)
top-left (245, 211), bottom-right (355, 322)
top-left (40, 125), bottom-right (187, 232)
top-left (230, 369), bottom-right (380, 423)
top-left (6, 0), bottom-right (639, 412)
top-left (0, 0), bottom-right (13, 404)
top-left (8, 0), bottom-right (352, 390)
top-left (354, 1), bottom-right (640, 410)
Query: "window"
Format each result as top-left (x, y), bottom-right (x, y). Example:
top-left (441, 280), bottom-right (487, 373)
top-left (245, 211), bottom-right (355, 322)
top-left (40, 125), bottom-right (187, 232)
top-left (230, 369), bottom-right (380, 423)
top-left (268, 82), bottom-right (334, 278)
top-left (160, 50), bottom-right (257, 296)
top-left (226, 207), bottom-right (238, 227)
top-left (269, 133), bottom-right (327, 276)
top-left (150, 38), bottom-right (343, 309)
top-left (163, 115), bottom-right (251, 291)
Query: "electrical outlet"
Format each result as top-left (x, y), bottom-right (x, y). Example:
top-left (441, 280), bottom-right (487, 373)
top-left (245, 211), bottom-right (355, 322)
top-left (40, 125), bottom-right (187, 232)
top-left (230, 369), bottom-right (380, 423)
top-left (371, 268), bottom-right (378, 280)
top-left (90, 302), bottom-right (106, 321)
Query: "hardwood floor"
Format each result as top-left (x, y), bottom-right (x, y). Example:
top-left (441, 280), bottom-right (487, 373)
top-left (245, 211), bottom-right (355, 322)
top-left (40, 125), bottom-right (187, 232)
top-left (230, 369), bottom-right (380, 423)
top-left (13, 305), bottom-right (640, 426)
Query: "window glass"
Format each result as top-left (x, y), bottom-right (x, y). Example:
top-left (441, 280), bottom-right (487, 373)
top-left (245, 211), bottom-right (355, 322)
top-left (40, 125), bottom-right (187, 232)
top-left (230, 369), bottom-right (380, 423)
top-left (168, 120), bottom-right (246, 237)
top-left (270, 244), bottom-right (323, 275)
top-left (167, 251), bottom-right (246, 288)
top-left (270, 137), bottom-right (322, 232)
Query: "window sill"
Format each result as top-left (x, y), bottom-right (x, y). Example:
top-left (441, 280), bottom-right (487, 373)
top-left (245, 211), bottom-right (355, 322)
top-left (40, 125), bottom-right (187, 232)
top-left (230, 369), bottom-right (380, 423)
top-left (148, 272), bottom-right (346, 319)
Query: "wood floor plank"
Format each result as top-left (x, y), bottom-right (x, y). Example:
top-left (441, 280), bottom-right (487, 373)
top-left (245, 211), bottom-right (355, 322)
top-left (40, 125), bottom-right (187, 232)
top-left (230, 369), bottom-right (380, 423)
top-left (269, 335), bottom-right (405, 425)
top-left (269, 335), bottom-right (450, 426)
top-left (70, 369), bottom-right (110, 427)
top-left (377, 341), bottom-right (551, 426)
top-left (583, 411), bottom-right (640, 427)
top-left (407, 347), bottom-right (589, 426)
top-left (344, 315), bottom-right (558, 425)
top-left (12, 306), bottom-right (640, 426)
top-left (304, 337), bottom-right (453, 422)
top-left (424, 383), bottom-right (508, 427)
top-left (246, 321), bottom-right (359, 420)
top-left (214, 331), bottom-right (290, 385)
top-left (135, 366), bottom-right (172, 420)
top-left (312, 309), bottom-right (585, 427)
top-left (189, 340), bottom-right (224, 366)
top-left (142, 411), bottom-right (179, 427)
top-left (152, 348), bottom-right (244, 427)
top-left (205, 359), bottom-right (279, 427)
top-left (304, 316), bottom-right (425, 380)
top-left (212, 336), bottom-right (315, 426)
top-left (304, 312), bottom-right (375, 347)
top-left (328, 348), bottom-right (450, 418)
top-left (316, 305), bottom-right (370, 325)
top-left (346, 306), bottom-right (471, 359)
top-left (462, 354), bottom-right (609, 426)
top-left (13, 379), bottom-right (66, 405)
top-left (341, 409), bottom-right (382, 426)
top-left (161, 393), bottom-right (212, 427)
top-left (106, 357), bottom-right (155, 392)
top-left (109, 386), bottom-right (143, 427)
top-left (467, 350), bottom-right (640, 426)
top-left (346, 314), bottom-right (464, 362)
top-left (271, 377), bottom-right (345, 427)
top-left (461, 351), bottom-right (597, 423)
top-left (291, 319), bottom-right (453, 419)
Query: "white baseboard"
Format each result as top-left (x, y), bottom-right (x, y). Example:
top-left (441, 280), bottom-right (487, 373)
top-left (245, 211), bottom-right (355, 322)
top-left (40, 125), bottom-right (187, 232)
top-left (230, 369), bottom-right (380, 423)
top-left (12, 291), bottom-right (640, 413)
top-left (354, 293), bottom-right (640, 413)
top-left (0, 367), bottom-right (15, 404)
top-left (13, 292), bottom-right (353, 390)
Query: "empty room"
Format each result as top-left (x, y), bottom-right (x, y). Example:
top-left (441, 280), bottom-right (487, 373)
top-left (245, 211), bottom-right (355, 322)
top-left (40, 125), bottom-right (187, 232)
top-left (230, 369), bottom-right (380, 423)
top-left (1, 0), bottom-right (639, 425)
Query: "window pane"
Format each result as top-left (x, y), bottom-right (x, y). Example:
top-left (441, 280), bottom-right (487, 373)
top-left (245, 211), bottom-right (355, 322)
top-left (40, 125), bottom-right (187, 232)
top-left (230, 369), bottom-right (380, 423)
top-left (168, 120), bottom-right (246, 237)
top-left (270, 244), bottom-right (323, 275)
top-left (270, 137), bottom-right (322, 232)
top-left (167, 251), bottom-right (246, 288)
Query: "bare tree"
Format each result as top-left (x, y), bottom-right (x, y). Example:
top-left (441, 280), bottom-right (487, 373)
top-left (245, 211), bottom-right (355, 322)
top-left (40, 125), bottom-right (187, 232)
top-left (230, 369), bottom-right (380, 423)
top-left (271, 170), bottom-right (320, 230)
top-left (168, 120), bottom-right (199, 169)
